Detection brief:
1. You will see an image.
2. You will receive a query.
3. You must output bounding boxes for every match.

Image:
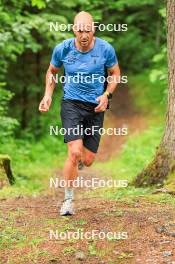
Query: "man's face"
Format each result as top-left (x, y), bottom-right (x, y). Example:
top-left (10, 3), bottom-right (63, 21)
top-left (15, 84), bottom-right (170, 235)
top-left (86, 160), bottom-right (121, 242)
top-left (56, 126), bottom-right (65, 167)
top-left (73, 22), bottom-right (94, 48)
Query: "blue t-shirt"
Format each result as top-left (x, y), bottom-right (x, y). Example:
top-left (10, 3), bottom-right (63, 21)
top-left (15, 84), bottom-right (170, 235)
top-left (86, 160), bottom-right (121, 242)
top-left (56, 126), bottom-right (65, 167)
top-left (50, 37), bottom-right (118, 104)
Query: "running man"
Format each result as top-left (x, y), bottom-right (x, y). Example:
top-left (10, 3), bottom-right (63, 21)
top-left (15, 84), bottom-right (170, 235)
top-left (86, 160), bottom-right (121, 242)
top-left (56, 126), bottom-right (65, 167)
top-left (39, 11), bottom-right (120, 215)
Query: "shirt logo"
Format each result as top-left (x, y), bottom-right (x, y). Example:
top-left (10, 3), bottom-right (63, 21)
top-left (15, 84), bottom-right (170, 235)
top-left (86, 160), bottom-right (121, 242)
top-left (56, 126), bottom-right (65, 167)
top-left (91, 54), bottom-right (99, 64)
top-left (67, 56), bottom-right (77, 63)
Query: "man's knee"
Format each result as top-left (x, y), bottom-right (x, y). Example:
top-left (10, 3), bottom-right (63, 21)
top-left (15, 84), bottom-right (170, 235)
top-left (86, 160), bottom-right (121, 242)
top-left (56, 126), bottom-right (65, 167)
top-left (68, 140), bottom-right (83, 165)
top-left (83, 155), bottom-right (95, 167)
top-left (68, 147), bottom-right (82, 165)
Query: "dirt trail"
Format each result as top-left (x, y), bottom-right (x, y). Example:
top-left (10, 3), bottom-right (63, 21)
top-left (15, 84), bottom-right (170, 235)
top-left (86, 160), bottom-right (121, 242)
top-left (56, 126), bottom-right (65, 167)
top-left (1, 85), bottom-right (175, 264)
top-left (1, 169), bottom-right (175, 264)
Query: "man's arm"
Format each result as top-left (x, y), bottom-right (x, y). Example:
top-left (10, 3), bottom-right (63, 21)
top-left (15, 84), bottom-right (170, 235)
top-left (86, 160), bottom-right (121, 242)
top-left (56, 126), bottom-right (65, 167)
top-left (39, 64), bottom-right (60, 112)
top-left (105, 63), bottom-right (120, 95)
top-left (95, 63), bottom-right (120, 112)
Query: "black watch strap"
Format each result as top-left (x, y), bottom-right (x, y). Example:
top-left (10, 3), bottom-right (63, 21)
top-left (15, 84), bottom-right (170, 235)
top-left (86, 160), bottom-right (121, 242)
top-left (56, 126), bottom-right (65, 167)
top-left (107, 93), bottom-right (113, 100)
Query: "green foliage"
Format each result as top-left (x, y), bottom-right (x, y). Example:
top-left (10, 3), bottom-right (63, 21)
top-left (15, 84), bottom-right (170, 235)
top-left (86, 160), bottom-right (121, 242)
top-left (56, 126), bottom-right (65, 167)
top-left (0, 0), bottom-right (166, 137)
top-left (0, 87), bottom-right (19, 141)
top-left (149, 7), bottom-right (167, 85)
top-left (31, 0), bottom-right (46, 9)
top-left (129, 71), bottom-right (167, 116)
top-left (0, 0), bottom-right (167, 197)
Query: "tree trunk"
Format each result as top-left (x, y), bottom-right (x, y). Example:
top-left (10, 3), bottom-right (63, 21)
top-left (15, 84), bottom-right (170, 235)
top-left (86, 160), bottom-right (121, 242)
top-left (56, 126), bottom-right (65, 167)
top-left (0, 155), bottom-right (15, 187)
top-left (134, 0), bottom-right (175, 187)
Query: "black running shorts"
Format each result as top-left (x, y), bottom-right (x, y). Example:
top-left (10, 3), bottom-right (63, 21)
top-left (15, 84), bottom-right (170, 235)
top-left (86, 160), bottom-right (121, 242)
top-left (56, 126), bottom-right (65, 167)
top-left (60, 99), bottom-right (105, 153)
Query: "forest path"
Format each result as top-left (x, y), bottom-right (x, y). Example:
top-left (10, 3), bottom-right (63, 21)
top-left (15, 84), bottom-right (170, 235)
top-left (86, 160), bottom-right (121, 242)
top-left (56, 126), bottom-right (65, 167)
top-left (1, 168), bottom-right (175, 264)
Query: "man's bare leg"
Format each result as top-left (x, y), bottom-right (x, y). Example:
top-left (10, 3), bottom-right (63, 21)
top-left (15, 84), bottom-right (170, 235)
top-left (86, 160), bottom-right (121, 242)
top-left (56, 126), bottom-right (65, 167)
top-left (60, 139), bottom-right (83, 215)
top-left (60, 141), bottom-right (96, 216)
top-left (63, 139), bottom-right (83, 185)
top-left (82, 147), bottom-right (96, 167)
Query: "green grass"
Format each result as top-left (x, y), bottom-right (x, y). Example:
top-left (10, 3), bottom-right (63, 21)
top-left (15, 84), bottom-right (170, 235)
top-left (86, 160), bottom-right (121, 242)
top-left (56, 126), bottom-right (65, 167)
top-left (117, 252), bottom-right (134, 259)
top-left (0, 135), bottom-right (67, 199)
top-left (0, 226), bottom-right (27, 249)
top-left (62, 246), bottom-right (76, 255)
top-left (95, 125), bottom-right (164, 183)
top-left (72, 219), bottom-right (87, 225)
top-left (91, 123), bottom-right (175, 204)
top-left (145, 192), bottom-right (175, 205)
top-left (0, 225), bottom-right (45, 250)
top-left (88, 242), bottom-right (97, 256)
top-left (88, 242), bottom-right (112, 257)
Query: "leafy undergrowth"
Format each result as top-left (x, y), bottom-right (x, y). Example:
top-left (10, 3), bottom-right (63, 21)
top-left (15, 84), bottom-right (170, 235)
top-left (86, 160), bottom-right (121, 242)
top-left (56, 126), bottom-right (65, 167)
top-left (129, 71), bottom-right (167, 118)
top-left (0, 135), bottom-right (67, 199)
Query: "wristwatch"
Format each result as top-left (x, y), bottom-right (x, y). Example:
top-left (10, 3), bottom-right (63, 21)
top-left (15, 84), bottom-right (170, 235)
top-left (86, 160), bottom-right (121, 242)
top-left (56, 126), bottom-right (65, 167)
top-left (104, 91), bottom-right (113, 100)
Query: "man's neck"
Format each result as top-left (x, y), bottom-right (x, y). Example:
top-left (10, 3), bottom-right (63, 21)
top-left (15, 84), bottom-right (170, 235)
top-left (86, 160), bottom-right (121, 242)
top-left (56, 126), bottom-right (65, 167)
top-left (75, 37), bottom-right (95, 52)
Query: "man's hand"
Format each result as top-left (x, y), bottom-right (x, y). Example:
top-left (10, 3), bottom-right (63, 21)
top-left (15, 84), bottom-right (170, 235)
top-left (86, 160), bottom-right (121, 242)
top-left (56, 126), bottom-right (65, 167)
top-left (95, 94), bottom-right (108, 112)
top-left (39, 95), bottom-right (52, 112)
